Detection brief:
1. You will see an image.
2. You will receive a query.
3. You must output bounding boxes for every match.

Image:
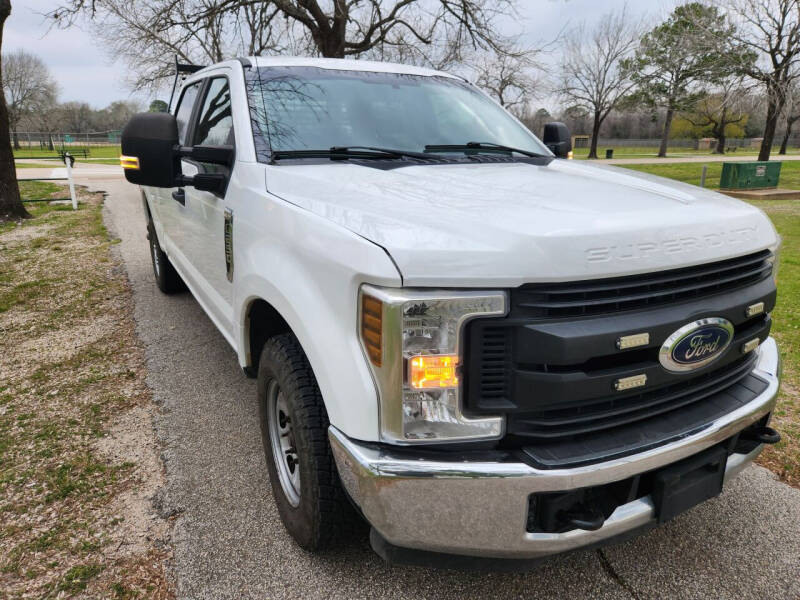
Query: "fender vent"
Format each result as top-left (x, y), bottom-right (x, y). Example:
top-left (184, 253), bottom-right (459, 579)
top-left (224, 208), bottom-right (234, 282)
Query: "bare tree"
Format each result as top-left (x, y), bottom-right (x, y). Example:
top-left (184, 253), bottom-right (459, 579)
top-left (470, 48), bottom-right (542, 113)
top-left (779, 81), bottom-right (800, 153)
top-left (557, 9), bottom-right (640, 159)
top-left (54, 0), bottom-right (518, 90)
top-left (722, 0), bottom-right (800, 161)
top-left (3, 50), bottom-right (58, 149)
top-left (0, 0), bottom-right (28, 222)
top-left (85, 0), bottom-right (294, 92)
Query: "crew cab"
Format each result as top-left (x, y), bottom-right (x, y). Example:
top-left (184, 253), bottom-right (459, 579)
top-left (120, 57), bottom-right (782, 568)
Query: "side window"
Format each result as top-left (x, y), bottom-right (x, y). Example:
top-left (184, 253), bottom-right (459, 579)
top-left (174, 82), bottom-right (202, 145)
top-left (194, 78), bottom-right (234, 147)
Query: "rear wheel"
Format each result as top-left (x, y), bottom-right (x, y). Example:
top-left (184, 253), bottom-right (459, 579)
top-left (257, 333), bottom-right (360, 550)
top-left (146, 220), bottom-right (185, 294)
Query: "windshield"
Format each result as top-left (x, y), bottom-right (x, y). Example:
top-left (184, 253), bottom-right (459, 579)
top-left (245, 66), bottom-right (550, 160)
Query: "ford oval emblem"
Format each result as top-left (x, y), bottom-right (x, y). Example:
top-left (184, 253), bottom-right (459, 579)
top-left (659, 318), bottom-right (734, 373)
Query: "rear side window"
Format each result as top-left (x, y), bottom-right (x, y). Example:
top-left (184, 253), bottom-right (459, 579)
top-left (174, 82), bottom-right (202, 145)
top-left (194, 78), bottom-right (234, 147)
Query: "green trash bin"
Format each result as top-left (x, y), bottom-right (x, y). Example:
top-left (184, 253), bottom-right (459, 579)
top-left (719, 162), bottom-right (781, 190)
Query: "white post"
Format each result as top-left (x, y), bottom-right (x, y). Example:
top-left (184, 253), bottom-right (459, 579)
top-left (65, 153), bottom-right (78, 210)
top-left (700, 164), bottom-right (708, 188)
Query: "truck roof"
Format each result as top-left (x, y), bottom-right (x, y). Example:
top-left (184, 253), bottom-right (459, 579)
top-left (242, 56), bottom-right (459, 79)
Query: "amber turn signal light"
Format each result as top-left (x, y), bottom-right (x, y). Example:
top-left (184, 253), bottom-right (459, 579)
top-left (361, 294), bottom-right (383, 367)
top-left (408, 355), bottom-right (459, 389)
top-left (119, 155), bottom-right (140, 170)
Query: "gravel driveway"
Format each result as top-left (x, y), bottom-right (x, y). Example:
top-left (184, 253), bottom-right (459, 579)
top-left (91, 173), bottom-right (800, 600)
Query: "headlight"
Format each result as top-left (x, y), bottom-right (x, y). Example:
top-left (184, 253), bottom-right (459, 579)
top-left (359, 285), bottom-right (507, 444)
top-left (768, 238), bottom-right (782, 285)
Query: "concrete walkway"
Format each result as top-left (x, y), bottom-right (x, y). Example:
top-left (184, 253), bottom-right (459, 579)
top-left (16, 162), bottom-right (122, 183)
top-left (68, 170), bottom-right (800, 599)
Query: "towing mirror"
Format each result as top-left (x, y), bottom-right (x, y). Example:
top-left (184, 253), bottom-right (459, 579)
top-left (121, 113), bottom-right (180, 187)
top-left (543, 122), bottom-right (572, 159)
top-left (121, 114), bottom-right (235, 189)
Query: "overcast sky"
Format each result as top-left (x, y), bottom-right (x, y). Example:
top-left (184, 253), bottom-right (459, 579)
top-left (5, 0), bottom-right (660, 109)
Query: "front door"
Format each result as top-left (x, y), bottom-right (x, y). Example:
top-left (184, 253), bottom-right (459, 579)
top-left (181, 75), bottom-right (236, 332)
top-left (157, 80), bottom-right (203, 259)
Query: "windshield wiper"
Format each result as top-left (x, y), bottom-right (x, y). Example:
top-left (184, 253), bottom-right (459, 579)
top-left (271, 146), bottom-right (436, 162)
top-left (424, 141), bottom-right (548, 159)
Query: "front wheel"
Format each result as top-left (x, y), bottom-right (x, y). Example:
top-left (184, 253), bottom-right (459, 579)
top-left (257, 333), bottom-right (360, 551)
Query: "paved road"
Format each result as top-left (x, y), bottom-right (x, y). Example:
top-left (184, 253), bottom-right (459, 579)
top-left (86, 173), bottom-right (800, 599)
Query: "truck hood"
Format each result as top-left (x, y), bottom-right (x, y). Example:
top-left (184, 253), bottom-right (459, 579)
top-left (265, 160), bottom-right (778, 286)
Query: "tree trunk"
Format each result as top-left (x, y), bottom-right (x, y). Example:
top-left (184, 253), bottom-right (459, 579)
top-left (47, 133), bottom-right (54, 151)
top-left (316, 28), bottom-right (346, 58)
top-left (588, 111), bottom-right (602, 159)
top-left (714, 128), bottom-right (726, 155)
top-left (759, 90), bottom-right (781, 162)
top-left (658, 108), bottom-right (675, 158)
top-left (0, 0), bottom-right (30, 221)
top-left (12, 127), bottom-right (19, 150)
top-left (779, 127), bottom-right (790, 155)
top-left (779, 117), bottom-right (796, 155)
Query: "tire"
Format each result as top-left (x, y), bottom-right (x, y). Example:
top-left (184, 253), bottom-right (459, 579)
top-left (257, 333), bottom-right (360, 551)
top-left (146, 219), bottom-right (186, 294)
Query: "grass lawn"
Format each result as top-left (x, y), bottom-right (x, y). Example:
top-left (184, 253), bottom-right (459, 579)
top-left (620, 160), bottom-right (800, 190)
top-left (618, 161), bottom-right (800, 488)
top-left (573, 145), bottom-right (800, 160)
top-left (0, 185), bottom-right (172, 597)
top-left (14, 162), bottom-right (58, 169)
top-left (13, 145), bottom-right (122, 160)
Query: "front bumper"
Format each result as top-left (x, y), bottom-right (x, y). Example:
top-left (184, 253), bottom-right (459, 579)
top-left (329, 337), bottom-right (781, 560)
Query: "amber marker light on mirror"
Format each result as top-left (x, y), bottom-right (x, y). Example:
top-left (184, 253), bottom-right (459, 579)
top-left (361, 294), bottom-right (383, 367)
top-left (119, 155), bottom-right (140, 170)
top-left (408, 355), bottom-right (459, 389)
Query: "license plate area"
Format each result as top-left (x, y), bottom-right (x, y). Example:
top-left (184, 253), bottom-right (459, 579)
top-left (652, 445), bottom-right (728, 524)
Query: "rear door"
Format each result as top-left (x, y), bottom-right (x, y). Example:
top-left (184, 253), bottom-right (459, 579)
top-left (180, 74), bottom-right (236, 330)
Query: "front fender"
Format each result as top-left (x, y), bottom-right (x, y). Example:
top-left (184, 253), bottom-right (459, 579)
top-left (233, 190), bottom-right (401, 442)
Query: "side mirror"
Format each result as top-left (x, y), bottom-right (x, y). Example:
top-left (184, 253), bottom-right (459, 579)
top-left (121, 114), bottom-right (235, 190)
top-left (543, 122), bottom-right (572, 159)
top-left (121, 113), bottom-right (180, 187)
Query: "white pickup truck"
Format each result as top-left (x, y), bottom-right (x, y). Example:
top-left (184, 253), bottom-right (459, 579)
top-left (120, 56), bottom-right (782, 568)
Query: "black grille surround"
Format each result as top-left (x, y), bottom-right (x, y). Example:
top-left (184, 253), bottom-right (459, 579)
top-left (463, 250), bottom-right (777, 468)
top-left (514, 249), bottom-right (772, 319)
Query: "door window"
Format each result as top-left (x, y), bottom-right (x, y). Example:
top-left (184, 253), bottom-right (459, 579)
top-left (194, 78), bottom-right (235, 147)
top-left (175, 82), bottom-right (203, 145)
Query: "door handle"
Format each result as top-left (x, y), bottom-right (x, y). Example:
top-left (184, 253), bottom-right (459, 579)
top-left (172, 188), bottom-right (186, 205)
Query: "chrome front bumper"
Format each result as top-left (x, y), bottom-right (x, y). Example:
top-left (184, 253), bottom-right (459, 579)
top-left (329, 338), bottom-right (781, 560)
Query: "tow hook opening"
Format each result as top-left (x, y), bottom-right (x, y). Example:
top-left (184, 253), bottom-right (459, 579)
top-left (740, 425), bottom-right (781, 445)
top-left (558, 505), bottom-right (606, 531)
top-left (528, 417), bottom-right (777, 534)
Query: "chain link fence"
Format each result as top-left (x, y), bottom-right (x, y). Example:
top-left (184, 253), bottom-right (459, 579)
top-left (13, 131), bottom-right (122, 152)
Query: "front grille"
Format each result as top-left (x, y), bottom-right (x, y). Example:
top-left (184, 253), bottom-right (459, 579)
top-left (463, 251), bottom-right (778, 467)
top-left (514, 250), bottom-right (772, 318)
top-left (507, 354), bottom-right (756, 441)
